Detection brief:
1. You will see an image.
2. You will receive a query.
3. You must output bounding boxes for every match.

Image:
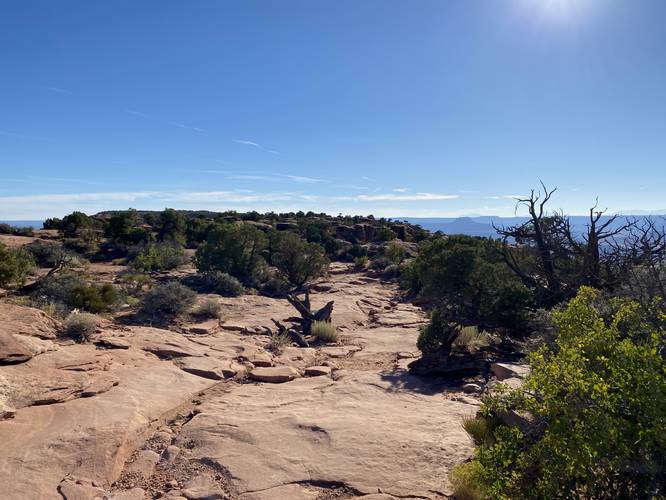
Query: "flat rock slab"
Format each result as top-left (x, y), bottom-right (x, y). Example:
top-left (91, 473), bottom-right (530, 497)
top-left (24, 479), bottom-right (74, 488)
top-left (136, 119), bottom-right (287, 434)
top-left (125, 449), bottom-right (160, 479)
top-left (249, 366), bottom-right (299, 383)
top-left (188, 319), bottom-right (221, 335)
top-left (304, 365), bottom-right (332, 377)
top-left (180, 371), bottom-right (475, 498)
top-left (491, 362), bottom-right (530, 381)
top-left (176, 356), bottom-right (239, 380)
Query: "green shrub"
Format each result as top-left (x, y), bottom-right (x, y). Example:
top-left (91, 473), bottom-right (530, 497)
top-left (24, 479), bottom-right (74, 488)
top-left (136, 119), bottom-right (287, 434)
top-left (259, 275), bottom-right (291, 298)
top-left (139, 281), bottom-right (196, 319)
top-left (270, 231), bottom-right (329, 287)
top-left (195, 223), bottom-right (268, 284)
top-left (199, 271), bottom-right (244, 297)
top-left (312, 321), bottom-right (338, 343)
top-left (353, 256), bottom-right (369, 270)
top-left (385, 240), bottom-right (405, 264)
top-left (24, 240), bottom-right (68, 267)
top-left (452, 326), bottom-right (492, 353)
top-left (459, 287), bottom-right (666, 498)
top-left (130, 242), bottom-right (187, 272)
top-left (193, 298), bottom-right (221, 319)
top-left (42, 217), bottom-right (62, 230)
top-left (449, 460), bottom-right (485, 500)
top-left (105, 209), bottom-right (151, 246)
top-left (157, 208), bottom-right (186, 244)
top-left (63, 313), bottom-right (99, 342)
top-left (36, 273), bottom-right (119, 313)
top-left (117, 272), bottom-right (153, 296)
top-left (60, 211), bottom-right (92, 238)
top-left (416, 307), bottom-right (458, 353)
top-left (0, 243), bottom-right (34, 288)
top-left (374, 226), bottom-right (396, 242)
top-left (0, 223), bottom-right (34, 236)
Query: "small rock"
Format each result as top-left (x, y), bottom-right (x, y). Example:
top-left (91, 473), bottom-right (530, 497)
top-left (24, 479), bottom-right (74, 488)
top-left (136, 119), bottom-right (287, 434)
top-left (246, 353), bottom-right (273, 367)
top-left (125, 450), bottom-right (160, 479)
top-left (162, 445), bottom-right (180, 464)
top-left (490, 362), bottom-right (530, 381)
top-left (220, 322), bottom-right (245, 332)
top-left (396, 351), bottom-right (416, 359)
top-left (188, 319), bottom-right (220, 335)
top-left (167, 479), bottom-right (179, 489)
top-left (249, 366), bottom-right (299, 383)
top-left (95, 336), bottom-right (130, 349)
top-left (108, 488), bottom-right (146, 500)
top-left (58, 478), bottom-right (106, 500)
top-left (304, 366), bottom-right (332, 377)
top-left (462, 383), bottom-right (482, 394)
top-left (181, 474), bottom-right (228, 499)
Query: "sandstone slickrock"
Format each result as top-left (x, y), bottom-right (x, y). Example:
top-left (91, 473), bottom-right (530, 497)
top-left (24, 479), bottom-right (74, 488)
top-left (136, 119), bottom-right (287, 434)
top-left (248, 366), bottom-right (299, 383)
top-left (176, 356), bottom-right (239, 380)
top-left (304, 365), bottom-right (332, 377)
top-left (490, 362), bottom-right (530, 380)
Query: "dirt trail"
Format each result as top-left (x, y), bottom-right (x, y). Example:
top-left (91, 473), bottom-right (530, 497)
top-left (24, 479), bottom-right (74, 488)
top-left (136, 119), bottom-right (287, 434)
top-left (0, 264), bottom-right (477, 500)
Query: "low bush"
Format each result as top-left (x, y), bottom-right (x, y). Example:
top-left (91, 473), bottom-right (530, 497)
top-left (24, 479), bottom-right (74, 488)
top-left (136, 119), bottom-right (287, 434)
top-left (312, 321), bottom-right (338, 343)
top-left (416, 307), bottom-right (458, 353)
top-left (63, 312), bottom-right (99, 342)
top-left (139, 281), bottom-right (196, 320)
top-left (198, 271), bottom-right (244, 297)
top-left (267, 331), bottom-right (291, 353)
top-left (270, 231), bottom-right (329, 287)
top-left (259, 275), bottom-right (291, 298)
top-left (353, 256), bottom-right (368, 270)
top-left (193, 298), bottom-right (221, 319)
top-left (0, 243), bottom-right (34, 288)
top-left (369, 256), bottom-right (391, 271)
top-left (452, 326), bottom-right (492, 353)
top-left (130, 242), bottom-right (187, 272)
top-left (449, 460), bottom-right (485, 500)
top-left (24, 240), bottom-right (68, 267)
top-left (381, 263), bottom-right (400, 279)
top-left (117, 272), bottom-right (153, 296)
top-left (0, 223), bottom-right (34, 236)
top-left (36, 274), bottom-right (120, 313)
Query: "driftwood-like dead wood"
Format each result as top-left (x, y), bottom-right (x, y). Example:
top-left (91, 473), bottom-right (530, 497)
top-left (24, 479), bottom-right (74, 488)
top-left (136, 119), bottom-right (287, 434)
top-left (286, 291), bottom-right (334, 335)
top-left (271, 319), bottom-right (309, 347)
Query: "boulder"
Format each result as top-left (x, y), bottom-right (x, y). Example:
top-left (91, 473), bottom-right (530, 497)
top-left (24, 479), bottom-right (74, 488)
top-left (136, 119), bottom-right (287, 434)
top-left (304, 366), bottom-right (332, 377)
top-left (0, 331), bottom-right (34, 364)
top-left (249, 366), bottom-right (299, 383)
top-left (490, 363), bottom-right (530, 381)
top-left (125, 449), bottom-right (160, 479)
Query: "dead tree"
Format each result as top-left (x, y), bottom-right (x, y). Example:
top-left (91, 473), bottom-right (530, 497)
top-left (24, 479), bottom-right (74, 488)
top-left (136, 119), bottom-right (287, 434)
top-left (554, 200), bottom-right (634, 288)
top-left (271, 319), bottom-right (310, 347)
top-left (494, 183), bottom-right (563, 306)
top-left (285, 289), bottom-right (334, 335)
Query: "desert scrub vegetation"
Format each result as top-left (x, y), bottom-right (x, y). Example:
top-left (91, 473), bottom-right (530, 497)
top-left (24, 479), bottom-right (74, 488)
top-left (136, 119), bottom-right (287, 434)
top-left (193, 298), bottom-right (221, 319)
top-left (453, 287), bottom-right (666, 499)
top-left (353, 255), bottom-right (368, 270)
top-left (269, 231), bottom-right (329, 287)
top-left (129, 242), bottom-right (187, 272)
top-left (62, 312), bottom-right (99, 342)
top-left (0, 223), bottom-right (34, 237)
top-left (266, 330), bottom-right (291, 353)
top-left (35, 274), bottom-right (120, 313)
top-left (312, 321), bottom-right (339, 343)
top-left (24, 240), bottom-right (73, 267)
top-left (139, 281), bottom-right (196, 321)
top-left (195, 223), bottom-right (268, 285)
top-left (0, 243), bottom-right (34, 288)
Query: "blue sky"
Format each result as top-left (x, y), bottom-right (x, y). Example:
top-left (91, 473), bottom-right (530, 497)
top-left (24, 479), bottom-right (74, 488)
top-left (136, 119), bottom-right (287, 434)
top-left (1, 0), bottom-right (665, 219)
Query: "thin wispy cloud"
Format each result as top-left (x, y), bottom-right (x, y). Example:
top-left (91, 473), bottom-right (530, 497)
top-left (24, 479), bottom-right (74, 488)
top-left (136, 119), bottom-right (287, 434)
top-left (124, 109), bottom-right (148, 118)
top-left (169, 121), bottom-right (207, 133)
top-left (392, 188), bottom-right (409, 193)
top-left (42, 85), bottom-right (72, 94)
top-left (488, 194), bottom-right (525, 200)
top-left (353, 193), bottom-right (459, 202)
top-left (233, 139), bottom-right (280, 155)
top-left (26, 176), bottom-right (102, 186)
top-left (284, 175), bottom-right (324, 184)
top-left (227, 174), bottom-right (276, 181)
top-left (0, 129), bottom-right (45, 140)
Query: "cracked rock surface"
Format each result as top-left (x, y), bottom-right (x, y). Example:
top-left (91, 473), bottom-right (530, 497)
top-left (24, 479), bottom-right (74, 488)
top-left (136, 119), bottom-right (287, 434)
top-left (0, 263), bottom-right (475, 499)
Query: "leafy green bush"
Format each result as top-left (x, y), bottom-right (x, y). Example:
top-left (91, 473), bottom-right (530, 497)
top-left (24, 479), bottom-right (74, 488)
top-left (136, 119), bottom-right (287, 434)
top-left (157, 208), bottom-right (186, 244)
top-left (36, 273), bottom-right (120, 313)
top-left (270, 231), bottom-right (329, 287)
top-left (0, 243), bottom-right (34, 288)
top-left (63, 313), bottom-right (99, 342)
top-left (60, 211), bottom-right (92, 238)
top-left (459, 287), bottom-right (666, 498)
top-left (105, 209), bottom-right (151, 246)
top-left (139, 281), bottom-right (196, 319)
top-left (353, 256), bottom-right (369, 270)
top-left (130, 242), bottom-right (187, 272)
top-left (0, 223), bottom-right (34, 236)
top-left (259, 275), bottom-right (291, 298)
top-left (312, 321), bottom-right (338, 343)
top-left (416, 307), bottom-right (459, 353)
top-left (385, 240), bottom-right (405, 264)
top-left (42, 217), bottom-right (62, 230)
top-left (195, 223), bottom-right (268, 284)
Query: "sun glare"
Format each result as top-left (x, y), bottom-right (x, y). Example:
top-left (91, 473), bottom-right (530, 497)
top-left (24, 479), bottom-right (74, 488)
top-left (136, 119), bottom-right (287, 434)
top-left (521, 0), bottom-right (596, 24)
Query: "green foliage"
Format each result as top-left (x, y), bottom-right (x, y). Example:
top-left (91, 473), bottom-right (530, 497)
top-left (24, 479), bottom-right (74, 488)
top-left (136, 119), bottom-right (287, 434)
top-left (267, 331), bottom-right (291, 353)
top-left (130, 242), bottom-right (187, 272)
top-left (0, 243), bottom-right (34, 288)
top-left (185, 217), bottom-right (215, 247)
top-left (36, 273), bottom-right (119, 313)
top-left (60, 211), bottom-right (92, 238)
top-left (409, 235), bottom-right (533, 333)
top-left (0, 223), bottom-right (34, 236)
top-left (259, 275), bottom-right (291, 298)
top-left (139, 281), bottom-right (196, 319)
top-left (105, 209), bottom-right (151, 246)
top-left (353, 255), bottom-right (369, 269)
top-left (270, 231), bottom-right (329, 287)
top-left (416, 307), bottom-right (459, 353)
top-left (157, 208), bottom-right (186, 244)
top-left (42, 217), bottom-right (62, 230)
top-left (195, 223), bottom-right (268, 284)
top-left (195, 271), bottom-right (244, 297)
top-left (24, 240), bottom-right (68, 267)
top-left (374, 226), bottom-right (396, 242)
top-left (449, 460), bottom-right (485, 500)
top-left (312, 321), bottom-right (339, 343)
top-left (63, 313), bottom-right (99, 342)
top-left (462, 287), bottom-right (666, 498)
top-left (117, 271), bottom-right (153, 296)
top-left (385, 240), bottom-right (405, 264)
